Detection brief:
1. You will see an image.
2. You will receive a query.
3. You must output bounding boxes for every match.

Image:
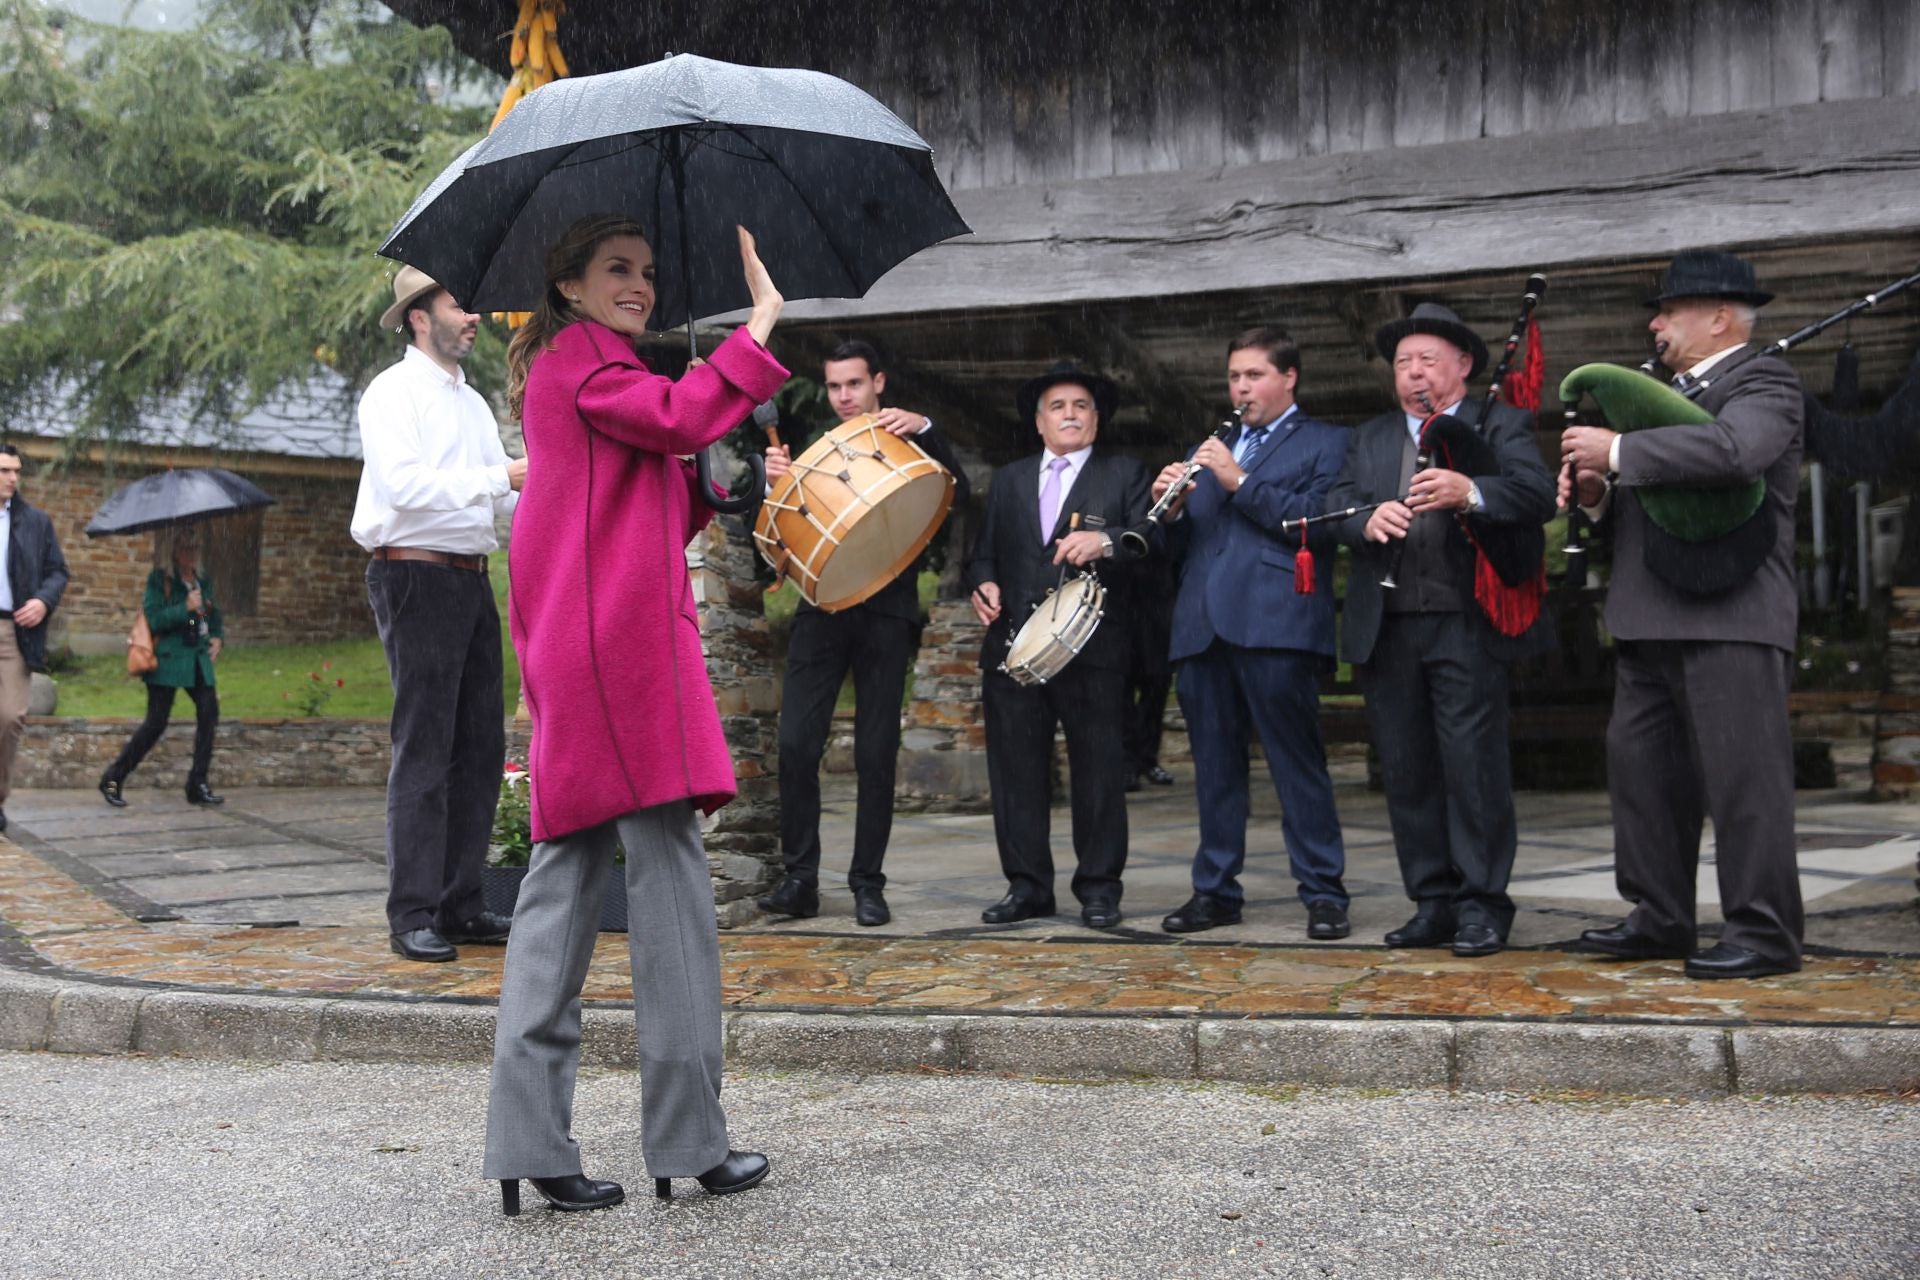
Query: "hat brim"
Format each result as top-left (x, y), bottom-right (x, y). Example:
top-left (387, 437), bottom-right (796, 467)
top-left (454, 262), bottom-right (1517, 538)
top-left (1017, 371), bottom-right (1119, 429)
top-left (1643, 287), bottom-right (1775, 308)
top-left (378, 281), bottom-right (443, 332)
top-left (1373, 318), bottom-right (1489, 380)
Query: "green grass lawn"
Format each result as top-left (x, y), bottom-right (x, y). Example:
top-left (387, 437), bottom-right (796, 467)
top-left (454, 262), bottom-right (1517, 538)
top-left (47, 560), bottom-right (521, 719)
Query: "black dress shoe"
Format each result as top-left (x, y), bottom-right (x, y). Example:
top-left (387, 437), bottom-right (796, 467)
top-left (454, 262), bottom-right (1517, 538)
top-left (0, 807), bottom-right (7, 832)
top-left (184, 781), bottom-right (224, 806)
top-left (1578, 921), bottom-right (1689, 961)
top-left (1684, 941), bottom-right (1801, 980)
top-left (656, 1150), bottom-right (769, 1200)
top-left (1161, 893), bottom-right (1242, 934)
top-left (1143, 765), bottom-right (1175, 786)
top-left (1452, 922), bottom-right (1506, 957)
top-left (757, 876), bottom-right (819, 919)
top-left (389, 928), bottom-right (456, 963)
top-left (1306, 901), bottom-right (1351, 941)
top-left (853, 886), bottom-right (891, 927)
top-left (1124, 772), bottom-right (1144, 794)
top-left (1081, 898), bottom-right (1122, 930)
top-left (981, 892), bottom-right (1055, 925)
top-left (99, 777), bottom-right (127, 808)
top-left (501, 1173), bottom-right (625, 1216)
top-left (1384, 913), bottom-right (1455, 948)
top-left (442, 909), bottom-right (512, 944)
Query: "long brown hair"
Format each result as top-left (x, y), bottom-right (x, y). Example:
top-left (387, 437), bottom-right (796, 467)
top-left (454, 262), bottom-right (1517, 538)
top-left (504, 213), bottom-right (653, 420)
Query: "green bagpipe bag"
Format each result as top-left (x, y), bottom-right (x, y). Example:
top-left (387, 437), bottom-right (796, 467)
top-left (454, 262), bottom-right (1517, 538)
top-left (1558, 362), bottom-right (1771, 596)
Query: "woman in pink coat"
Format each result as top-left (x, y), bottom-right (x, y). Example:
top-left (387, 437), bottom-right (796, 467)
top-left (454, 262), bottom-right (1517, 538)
top-left (483, 214), bottom-right (788, 1219)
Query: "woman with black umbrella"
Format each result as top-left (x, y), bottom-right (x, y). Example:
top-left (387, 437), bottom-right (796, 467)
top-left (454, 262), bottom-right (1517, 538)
top-left (482, 214), bottom-right (787, 1218)
top-left (98, 527), bottom-right (224, 808)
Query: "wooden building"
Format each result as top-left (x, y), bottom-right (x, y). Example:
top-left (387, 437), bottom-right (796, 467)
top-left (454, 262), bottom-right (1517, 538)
top-left (388, 0), bottom-right (1920, 447)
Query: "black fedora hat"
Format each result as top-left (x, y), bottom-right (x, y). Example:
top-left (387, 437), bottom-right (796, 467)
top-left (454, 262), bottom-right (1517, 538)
top-left (1373, 302), bottom-right (1489, 380)
top-left (1017, 361), bottom-right (1118, 426)
top-left (1646, 249), bottom-right (1774, 307)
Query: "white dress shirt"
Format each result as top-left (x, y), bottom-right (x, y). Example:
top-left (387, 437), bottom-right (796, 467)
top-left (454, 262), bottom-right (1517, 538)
top-left (1037, 444), bottom-right (1095, 507)
top-left (351, 346), bottom-right (518, 554)
top-left (0, 499), bottom-right (13, 613)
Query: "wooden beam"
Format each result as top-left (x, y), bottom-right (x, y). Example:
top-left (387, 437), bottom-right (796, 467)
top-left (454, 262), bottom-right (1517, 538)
top-left (778, 95), bottom-right (1920, 324)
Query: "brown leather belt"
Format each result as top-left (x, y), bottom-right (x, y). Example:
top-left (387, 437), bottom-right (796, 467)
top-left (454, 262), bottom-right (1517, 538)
top-left (372, 546), bottom-right (488, 574)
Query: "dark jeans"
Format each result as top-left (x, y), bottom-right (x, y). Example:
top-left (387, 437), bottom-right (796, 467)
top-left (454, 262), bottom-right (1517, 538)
top-left (776, 606), bottom-right (916, 891)
top-left (367, 559), bottom-right (505, 934)
top-left (105, 681), bottom-right (218, 787)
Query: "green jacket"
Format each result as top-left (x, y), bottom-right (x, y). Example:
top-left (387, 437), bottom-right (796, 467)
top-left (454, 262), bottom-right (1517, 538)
top-left (142, 569), bottom-right (223, 688)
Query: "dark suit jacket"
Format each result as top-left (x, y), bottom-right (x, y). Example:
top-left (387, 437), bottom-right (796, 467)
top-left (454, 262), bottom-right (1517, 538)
top-left (965, 448), bottom-right (1152, 674)
top-left (1167, 410), bottom-right (1347, 665)
top-left (6, 497), bottom-right (69, 673)
top-left (791, 423), bottom-right (971, 624)
top-left (1327, 399), bottom-right (1556, 665)
top-left (1604, 348), bottom-right (1803, 652)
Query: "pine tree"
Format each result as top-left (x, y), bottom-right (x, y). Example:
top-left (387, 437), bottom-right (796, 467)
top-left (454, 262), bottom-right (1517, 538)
top-left (0, 0), bottom-right (504, 446)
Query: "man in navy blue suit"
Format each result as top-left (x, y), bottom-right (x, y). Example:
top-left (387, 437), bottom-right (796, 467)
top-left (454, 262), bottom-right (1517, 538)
top-left (1155, 328), bottom-right (1351, 939)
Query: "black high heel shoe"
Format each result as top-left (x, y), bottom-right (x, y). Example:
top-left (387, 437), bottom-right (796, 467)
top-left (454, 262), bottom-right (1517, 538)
top-left (98, 777), bottom-right (126, 808)
top-left (499, 1174), bottom-right (625, 1217)
top-left (654, 1150), bottom-right (769, 1200)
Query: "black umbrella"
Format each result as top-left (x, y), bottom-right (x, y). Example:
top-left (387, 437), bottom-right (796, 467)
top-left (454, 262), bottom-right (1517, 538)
top-left (378, 54), bottom-right (971, 331)
top-left (85, 468), bottom-right (275, 538)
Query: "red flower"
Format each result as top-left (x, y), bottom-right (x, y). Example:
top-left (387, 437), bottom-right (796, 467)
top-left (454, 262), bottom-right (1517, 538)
top-left (335, 678), bottom-right (345, 688)
top-left (322, 659), bottom-right (332, 671)
top-left (503, 762), bottom-right (526, 774)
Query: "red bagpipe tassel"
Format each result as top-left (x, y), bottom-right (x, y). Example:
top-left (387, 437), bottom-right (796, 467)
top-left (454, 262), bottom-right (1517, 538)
top-left (1293, 545), bottom-right (1315, 595)
top-left (1473, 552), bottom-right (1544, 638)
top-left (1502, 315), bottom-right (1545, 412)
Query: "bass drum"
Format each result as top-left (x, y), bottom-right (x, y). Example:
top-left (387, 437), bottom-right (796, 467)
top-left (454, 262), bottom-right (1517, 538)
top-left (752, 414), bottom-right (956, 611)
top-left (1000, 572), bottom-right (1105, 687)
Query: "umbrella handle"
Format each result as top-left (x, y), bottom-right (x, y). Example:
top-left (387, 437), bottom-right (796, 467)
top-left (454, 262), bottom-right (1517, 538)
top-left (696, 448), bottom-right (764, 513)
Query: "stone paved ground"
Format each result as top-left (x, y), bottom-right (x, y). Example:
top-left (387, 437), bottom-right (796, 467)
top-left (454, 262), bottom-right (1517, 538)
top-left (2, 765), bottom-right (1915, 1026)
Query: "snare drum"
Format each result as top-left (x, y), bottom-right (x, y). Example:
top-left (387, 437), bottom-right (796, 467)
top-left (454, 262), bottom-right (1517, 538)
top-left (752, 414), bottom-right (956, 612)
top-left (1000, 572), bottom-right (1106, 686)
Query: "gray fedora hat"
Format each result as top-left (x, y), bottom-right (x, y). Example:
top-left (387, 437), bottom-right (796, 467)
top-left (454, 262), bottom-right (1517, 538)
top-left (1373, 302), bottom-right (1489, 380)
top-left (1645, 249), bottom-right (1774, 307)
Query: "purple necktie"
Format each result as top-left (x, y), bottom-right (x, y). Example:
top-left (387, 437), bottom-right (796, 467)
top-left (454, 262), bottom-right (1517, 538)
top-left (1038, 455), bottom-right (1070, 541)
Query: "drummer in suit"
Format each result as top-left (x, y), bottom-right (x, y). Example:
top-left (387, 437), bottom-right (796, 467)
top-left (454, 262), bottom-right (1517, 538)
top-left (1156, 328), bottom-right (1352, 939)
top-left (966, 362), bottom-right (1152, 929)
top-left (757, 340), bottom-right (968, 928)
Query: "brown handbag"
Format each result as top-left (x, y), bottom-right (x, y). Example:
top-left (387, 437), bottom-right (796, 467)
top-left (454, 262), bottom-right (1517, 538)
top-left (126, 612), bottom-right (158, 677)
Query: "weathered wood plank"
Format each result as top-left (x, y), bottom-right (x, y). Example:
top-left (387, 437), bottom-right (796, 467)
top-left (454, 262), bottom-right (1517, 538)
top-left (776, 96), bottom-right (1920, 322)
top-left (1689, 0), bottom-right (1774, 113)
top-left (1220, 0), bottom-right (1305, 164)
top-left (1110, 16), bottom-right (1180, 175)
top-left (1819, 0), bottom-right (1885, 101)
top-left (1390, 0), bottom-right (1483, 147)
top-left (976, 20), bottom-right (1017, 188)
top-left (914, 0), bottom-right (985, 191)
top-left (1890, 0), bottom-right (1920, 96)
top-left (1520, 1), bottom-right (1618, 133)
top-left (1069, 32), bottom-right (1114, 180)
top-left (1771, 0), bottom-right (1823, 106)
top-left (1008, 40), bottom-right (1075, 186)
top-left (1612, 0), bottom-right (1693, 124)
top-left (1320, 0), bottom-right (1397, 152)
top-left (1483, 0), bottom-right (1525, 138)
top-left (1156, 10), bottom-right (1225, 172)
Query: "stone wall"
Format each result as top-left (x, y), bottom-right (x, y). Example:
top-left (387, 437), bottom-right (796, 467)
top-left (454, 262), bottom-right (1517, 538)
top-left (17, 717), bottom-right (393, 789)
top-left (17, 440), bottom-right (372, 654)
top-left (689, 515), bottom-right (783, 925)
top-left (1873, 586), bottom-right (1920, 799)
top-left (897, 599), bottom-right (990, 811)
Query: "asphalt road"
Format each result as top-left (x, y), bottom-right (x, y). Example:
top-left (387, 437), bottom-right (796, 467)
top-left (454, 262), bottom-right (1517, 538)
top-left (2, 1053), bottom-right (1915, 1279)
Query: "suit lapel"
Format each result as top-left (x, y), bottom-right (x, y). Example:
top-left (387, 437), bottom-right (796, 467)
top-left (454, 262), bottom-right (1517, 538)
top-left (1243, 416), bottom-right (1306, 481)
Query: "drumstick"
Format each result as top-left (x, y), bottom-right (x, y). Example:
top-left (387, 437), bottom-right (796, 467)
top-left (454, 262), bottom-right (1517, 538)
top-left (1051, 513), bottom-right (1081, 618)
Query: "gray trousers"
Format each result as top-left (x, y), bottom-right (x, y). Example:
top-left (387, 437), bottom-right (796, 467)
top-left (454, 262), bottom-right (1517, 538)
top-left (483, 800), bottom-right (731, 1180)
top-left (1606, 639), bottom-right (1804, 964)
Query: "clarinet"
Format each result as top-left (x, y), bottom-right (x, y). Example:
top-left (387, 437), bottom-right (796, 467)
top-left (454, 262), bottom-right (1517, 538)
top-left (1118, 407), bottom-right (1244, 557)
top-left (1377, 389), bottom-right (1438, 591)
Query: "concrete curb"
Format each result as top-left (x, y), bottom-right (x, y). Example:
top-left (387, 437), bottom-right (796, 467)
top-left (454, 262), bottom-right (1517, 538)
top-left (2, 969), bottom-right (1917, 1095)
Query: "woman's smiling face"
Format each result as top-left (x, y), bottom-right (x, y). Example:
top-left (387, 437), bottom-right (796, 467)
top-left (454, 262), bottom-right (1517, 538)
top-left (563, 234), bottom-right (656, 337)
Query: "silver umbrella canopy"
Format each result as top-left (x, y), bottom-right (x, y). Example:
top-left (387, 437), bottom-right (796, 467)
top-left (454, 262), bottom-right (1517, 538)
top-left (377, 53), bottom-right (971, 331)
top-left (85, 468), bottom-right (275, 538)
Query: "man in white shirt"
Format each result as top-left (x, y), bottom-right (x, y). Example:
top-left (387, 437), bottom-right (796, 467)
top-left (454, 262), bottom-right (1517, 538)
top-left (354, 267), bottom-right (525, 963)
top-left (0, 446), bottom-right (68, 833)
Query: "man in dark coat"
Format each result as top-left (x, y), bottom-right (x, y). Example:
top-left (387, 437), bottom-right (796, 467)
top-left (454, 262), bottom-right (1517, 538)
top-left (757, 339), bottom-right (969, 927)
top-left (1326, 303), bottom-right (1555, 958)
top-left (966, 363), bottom-right (1151, 929)
top-left (1561, 250), bottom-right (1805, 980)
top-left (1154, 328), bottom-right (1352, 939)
top-left (0, 445), bottom-right (70, 832)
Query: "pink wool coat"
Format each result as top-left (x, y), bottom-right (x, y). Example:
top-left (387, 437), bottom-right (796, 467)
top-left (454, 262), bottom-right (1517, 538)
top-left (511, 321), bottom-right (788, 842)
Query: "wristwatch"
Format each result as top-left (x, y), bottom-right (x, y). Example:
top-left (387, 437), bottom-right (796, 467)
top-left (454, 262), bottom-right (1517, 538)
top-left (1465, 483), bottom-right (1484, 513)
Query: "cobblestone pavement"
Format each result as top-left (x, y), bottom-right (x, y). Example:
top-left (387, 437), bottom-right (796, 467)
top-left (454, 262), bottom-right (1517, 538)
top-left (2, 769), bottom-right (1915, 1027)
top-left (3, 1054), bottom-right (1917, 1280)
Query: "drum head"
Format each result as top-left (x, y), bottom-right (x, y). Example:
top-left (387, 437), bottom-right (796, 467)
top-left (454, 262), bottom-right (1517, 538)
top-left (813, 470), bottom-right (953, 611)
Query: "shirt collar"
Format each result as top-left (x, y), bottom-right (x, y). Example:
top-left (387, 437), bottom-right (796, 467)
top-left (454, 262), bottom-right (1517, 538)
top-left (1685, 343), bottom-right (1748, 380)
top-left (1042, 444), bottom-right (1094, 470)
top-left (401, 343), bottom-right (466, 390)
top-left (1405, 398), bottom-right (1466, 436)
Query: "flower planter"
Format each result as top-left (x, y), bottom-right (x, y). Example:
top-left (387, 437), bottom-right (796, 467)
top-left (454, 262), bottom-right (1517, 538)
top-left (481, 865), bottom-right (630, 933)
